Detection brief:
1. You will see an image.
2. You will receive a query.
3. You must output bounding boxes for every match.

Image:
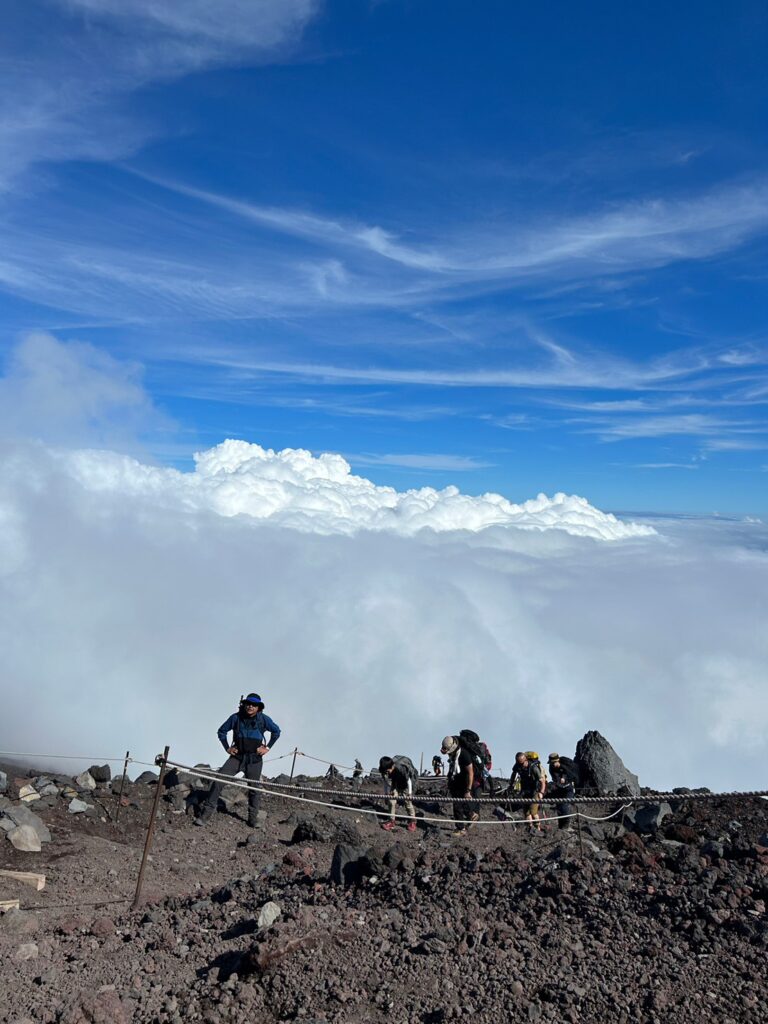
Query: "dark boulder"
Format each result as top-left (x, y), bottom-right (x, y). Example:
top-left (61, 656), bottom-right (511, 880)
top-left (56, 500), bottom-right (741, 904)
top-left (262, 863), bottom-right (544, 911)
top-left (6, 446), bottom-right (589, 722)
top-left (88, 764), bottom-right (111, 783)
top-left (574, 731), bottom-right (641, 796)
top-left (330, 843), bottom-right (368, 886)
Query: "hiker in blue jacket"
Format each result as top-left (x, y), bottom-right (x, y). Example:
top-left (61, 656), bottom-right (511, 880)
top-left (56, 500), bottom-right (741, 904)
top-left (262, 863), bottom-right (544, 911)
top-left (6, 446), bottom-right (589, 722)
top-left (195, 693), bottom-right (281, 828)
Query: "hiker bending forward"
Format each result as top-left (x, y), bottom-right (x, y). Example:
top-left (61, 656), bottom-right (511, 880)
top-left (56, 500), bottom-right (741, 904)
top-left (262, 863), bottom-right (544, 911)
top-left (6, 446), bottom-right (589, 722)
top-left (196, 693), bottom-right (280, 829)
top-left (510, 752), bottom-right (546, 831)
top-left (441, 735), bottom-right (480, 837)
top-left (379, 757), bottom-right (417, 832)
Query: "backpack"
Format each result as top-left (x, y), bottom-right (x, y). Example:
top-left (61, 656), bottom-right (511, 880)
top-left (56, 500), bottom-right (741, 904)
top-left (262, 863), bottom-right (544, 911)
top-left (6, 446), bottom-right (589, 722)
top-left (392, 755), bottom-right (418, 782)
top-left (525, 751), bottom-right (548, 784)
top-left (459, 730), bottom-right (492, 788)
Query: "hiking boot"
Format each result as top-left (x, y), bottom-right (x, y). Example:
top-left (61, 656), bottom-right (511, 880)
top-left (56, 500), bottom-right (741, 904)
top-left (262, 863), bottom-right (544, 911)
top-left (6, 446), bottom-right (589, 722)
top-left (452, 827), bottom-right (467, 837)
top-left (194, 806), bottom-right (214, 826)
top-left (381, 820), bottom-right (396, 831)
top-left (406, 821), bottom-right (417, 833)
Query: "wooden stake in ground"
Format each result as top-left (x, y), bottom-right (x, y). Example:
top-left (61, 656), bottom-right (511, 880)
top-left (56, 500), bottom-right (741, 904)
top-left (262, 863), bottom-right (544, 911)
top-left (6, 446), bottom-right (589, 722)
top-left (132, 746), bottom-right (169, 911)
top-left (0, 870), bottom-right (45, 891)
top-left (114, 749), bottom-right (130, 824)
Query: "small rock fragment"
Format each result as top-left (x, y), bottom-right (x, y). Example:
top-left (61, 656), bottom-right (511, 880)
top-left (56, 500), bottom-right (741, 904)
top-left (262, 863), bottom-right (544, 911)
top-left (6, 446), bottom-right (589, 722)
top-left (9, 824), bottom-right (42, 852)
top-left (257, 901), bottom-right (281, 929)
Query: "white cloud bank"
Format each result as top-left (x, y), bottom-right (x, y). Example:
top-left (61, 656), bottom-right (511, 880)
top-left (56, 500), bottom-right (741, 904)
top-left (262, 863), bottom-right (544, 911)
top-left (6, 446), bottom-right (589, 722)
top-left (0, 336), bottom-right (765, 793)
top-left (60, 440), bottom-right (655, 541)
top-left (1, 438), bottom-right (766, 793)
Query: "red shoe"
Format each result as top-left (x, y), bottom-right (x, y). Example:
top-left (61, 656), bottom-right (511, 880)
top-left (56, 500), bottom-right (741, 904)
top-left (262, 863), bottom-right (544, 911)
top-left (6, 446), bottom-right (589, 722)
top-left (407, 821), bottom-right (417, 832)
top-left (381, 820), bottom-right (396, 831)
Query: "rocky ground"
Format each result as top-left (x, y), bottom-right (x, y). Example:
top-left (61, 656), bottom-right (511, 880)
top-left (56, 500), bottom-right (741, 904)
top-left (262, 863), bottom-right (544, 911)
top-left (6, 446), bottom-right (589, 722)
top-left (0, 756), bottom-right (766, 1024)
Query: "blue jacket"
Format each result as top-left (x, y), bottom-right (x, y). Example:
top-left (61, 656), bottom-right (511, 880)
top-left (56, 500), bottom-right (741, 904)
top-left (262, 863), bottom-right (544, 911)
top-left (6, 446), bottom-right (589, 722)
top-left (217, 710), bottom-right (281, 754)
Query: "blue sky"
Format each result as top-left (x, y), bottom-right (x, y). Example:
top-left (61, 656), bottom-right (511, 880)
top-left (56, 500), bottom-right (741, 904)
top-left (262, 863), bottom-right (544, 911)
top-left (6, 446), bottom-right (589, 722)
top-left (1, 0), bottom-right (767, 514)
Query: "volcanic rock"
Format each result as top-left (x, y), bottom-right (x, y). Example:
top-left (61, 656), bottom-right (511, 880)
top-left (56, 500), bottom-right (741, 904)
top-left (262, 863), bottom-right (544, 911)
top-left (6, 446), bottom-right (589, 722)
top-left (574, 730), bottom-right (641, 796)
top-left (256, 901), bottom-right (281, 929)
top-left (88, 764), bottom-right (112, 783)
top-left (330, 843), bottom-right (368, 885)
top-left (135, 771), bottom-right (158, 785)
top-left (9, 824), bottom-right (42, 852)
top-left (74, 771), bottom-right (96, 791)
top-left (1, 804), bottom-right (51, 842)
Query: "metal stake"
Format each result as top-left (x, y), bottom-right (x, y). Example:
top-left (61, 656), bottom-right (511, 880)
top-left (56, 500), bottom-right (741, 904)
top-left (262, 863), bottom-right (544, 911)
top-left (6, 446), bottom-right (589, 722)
top-left (132, 746), bottom-right (169, 911)
top-left (576, 808), bottom-right (585, 859)
top-left (289, 746), bottom-right (298, 784)
top-left (114, 750), bottom-right (130, 824)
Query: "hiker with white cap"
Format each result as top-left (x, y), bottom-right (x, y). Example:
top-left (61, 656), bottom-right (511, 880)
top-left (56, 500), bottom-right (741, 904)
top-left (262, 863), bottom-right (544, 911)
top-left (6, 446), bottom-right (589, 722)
top-left (196, 693), bottom-right (281, 829)
top-left (441, 735), bottom-right (480, 837)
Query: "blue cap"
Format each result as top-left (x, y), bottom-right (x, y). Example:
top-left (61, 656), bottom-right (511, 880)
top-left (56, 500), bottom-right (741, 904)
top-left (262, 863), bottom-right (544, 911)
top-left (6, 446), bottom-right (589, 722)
top-left (243, 693), bottom-right (263, 705)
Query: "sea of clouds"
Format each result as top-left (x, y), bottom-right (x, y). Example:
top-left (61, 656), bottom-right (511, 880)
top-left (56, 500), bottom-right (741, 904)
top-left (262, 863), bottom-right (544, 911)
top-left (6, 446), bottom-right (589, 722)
top-left (0, 335), bottom-right (766, 791)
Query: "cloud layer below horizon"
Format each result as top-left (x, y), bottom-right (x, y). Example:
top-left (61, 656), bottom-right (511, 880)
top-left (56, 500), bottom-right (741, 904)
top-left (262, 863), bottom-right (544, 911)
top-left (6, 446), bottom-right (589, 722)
top-left (1, 435), bottom-right (765, 792)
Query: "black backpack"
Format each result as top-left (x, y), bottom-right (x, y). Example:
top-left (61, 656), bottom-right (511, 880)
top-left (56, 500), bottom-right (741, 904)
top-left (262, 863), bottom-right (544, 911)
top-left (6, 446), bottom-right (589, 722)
top-left (458, 730), bottom-right (490, 788)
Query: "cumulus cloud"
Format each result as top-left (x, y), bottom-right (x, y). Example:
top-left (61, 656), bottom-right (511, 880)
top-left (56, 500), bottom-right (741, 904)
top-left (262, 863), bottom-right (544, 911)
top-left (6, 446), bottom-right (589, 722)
top-left (0, 336), bottom-right (765, 792)
top-left (58, 439), bottom-right (654, 541)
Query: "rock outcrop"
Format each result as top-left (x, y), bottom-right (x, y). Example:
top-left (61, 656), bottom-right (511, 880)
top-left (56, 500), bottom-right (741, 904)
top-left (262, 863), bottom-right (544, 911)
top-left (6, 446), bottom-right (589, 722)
top-left (574, 730), bottom-right (641, 796)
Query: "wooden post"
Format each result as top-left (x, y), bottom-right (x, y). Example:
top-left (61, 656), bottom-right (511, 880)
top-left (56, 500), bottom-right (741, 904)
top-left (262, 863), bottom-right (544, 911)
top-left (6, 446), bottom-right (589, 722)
top-left (289, 746), bottom-right (298, 784)
top-left (132, 746), bottom-right (169, 911)
top-left (419, 751), bottom-right (424, 776)
top-left (576, 808), bottom-right (584, 859)
top-left (114, 750), bottom-right (130, 824)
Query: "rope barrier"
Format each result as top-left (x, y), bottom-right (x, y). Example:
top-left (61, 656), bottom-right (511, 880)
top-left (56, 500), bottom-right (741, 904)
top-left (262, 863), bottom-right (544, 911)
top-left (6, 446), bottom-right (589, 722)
top-left (165, 757), bottom-right (630, 828)
top-left (162, 758), bottom-right (768, 807)
top-left (0, 751), bottom-right (135, 763)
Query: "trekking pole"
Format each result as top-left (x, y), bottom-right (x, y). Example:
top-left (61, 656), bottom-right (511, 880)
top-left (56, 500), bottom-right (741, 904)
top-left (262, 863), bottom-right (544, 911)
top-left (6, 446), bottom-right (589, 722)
top-left (419, 751), bottom-right (424, 775)
top-left (576, 808), bottom-right (584, 860)
top-left (114, 749), bottom-right (130, 824)
top-left (132, 746), bottom-right (169, 911)
top-left (289, 746), bottom-right (298, 784)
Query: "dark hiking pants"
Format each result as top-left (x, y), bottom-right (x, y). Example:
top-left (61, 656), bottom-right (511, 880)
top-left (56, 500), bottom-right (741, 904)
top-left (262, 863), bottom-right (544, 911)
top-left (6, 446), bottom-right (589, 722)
top-left (449, 780), bottom-right (480, 824)
top-left (551, 785), bottom-right (575, 828)
top-left (204, 754), bottom-right (263, 825)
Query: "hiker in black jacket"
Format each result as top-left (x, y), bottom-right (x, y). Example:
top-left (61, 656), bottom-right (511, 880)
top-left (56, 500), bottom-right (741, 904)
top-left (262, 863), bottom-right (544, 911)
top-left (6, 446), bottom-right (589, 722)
top-left (548, 753), bottom-right (576, 830)
top-left (441, 735), bottom-right (480, 837)
top-left (379, 757), bottom-right (417, 832)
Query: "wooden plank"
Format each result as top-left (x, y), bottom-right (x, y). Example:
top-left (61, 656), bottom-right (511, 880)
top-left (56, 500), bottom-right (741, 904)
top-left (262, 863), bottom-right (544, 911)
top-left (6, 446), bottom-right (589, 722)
top-left (0, 870), bottom-right (46, 891)
top-left (0, 899), bottom-right (20, 912)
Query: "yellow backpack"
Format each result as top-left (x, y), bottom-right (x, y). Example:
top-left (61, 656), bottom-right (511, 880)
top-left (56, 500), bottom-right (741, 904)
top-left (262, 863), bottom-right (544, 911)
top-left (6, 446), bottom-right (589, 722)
top-left (525, 752), bottom-right (548, 784)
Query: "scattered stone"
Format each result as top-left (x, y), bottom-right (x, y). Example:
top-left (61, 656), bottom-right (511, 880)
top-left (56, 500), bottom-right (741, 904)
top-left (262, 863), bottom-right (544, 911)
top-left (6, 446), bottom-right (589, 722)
top-left (13, 942), bottom-right (39, 962)
top-left (0, 770), bottom-right (7, 793)
top-left (135, 771), bottom-right (158, 786)
top-left (1, 805), bottom-right (50, 843)
top-left (256, 901), bottom-right (281, 929)
top-left (633, 802), bottom-right (673, 834)
top-left (68, 798), bottom-right (89, 814)
top-left (88, 764), bottom-right (112, 783)
top-left (90, 917), bottom-right (116, 938)
top-left (74, 771), bottom-right (97, 791)
top-left (574, 730), bottom-right (641, 796)
top-left (330, 843), bottom-right (368, 886)
top-left (701, 840), bottom-right (726, 859)
top-left (9, 825), bottom-right (42, 852)
top-left (18, 784), bottom-right (40, 803)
